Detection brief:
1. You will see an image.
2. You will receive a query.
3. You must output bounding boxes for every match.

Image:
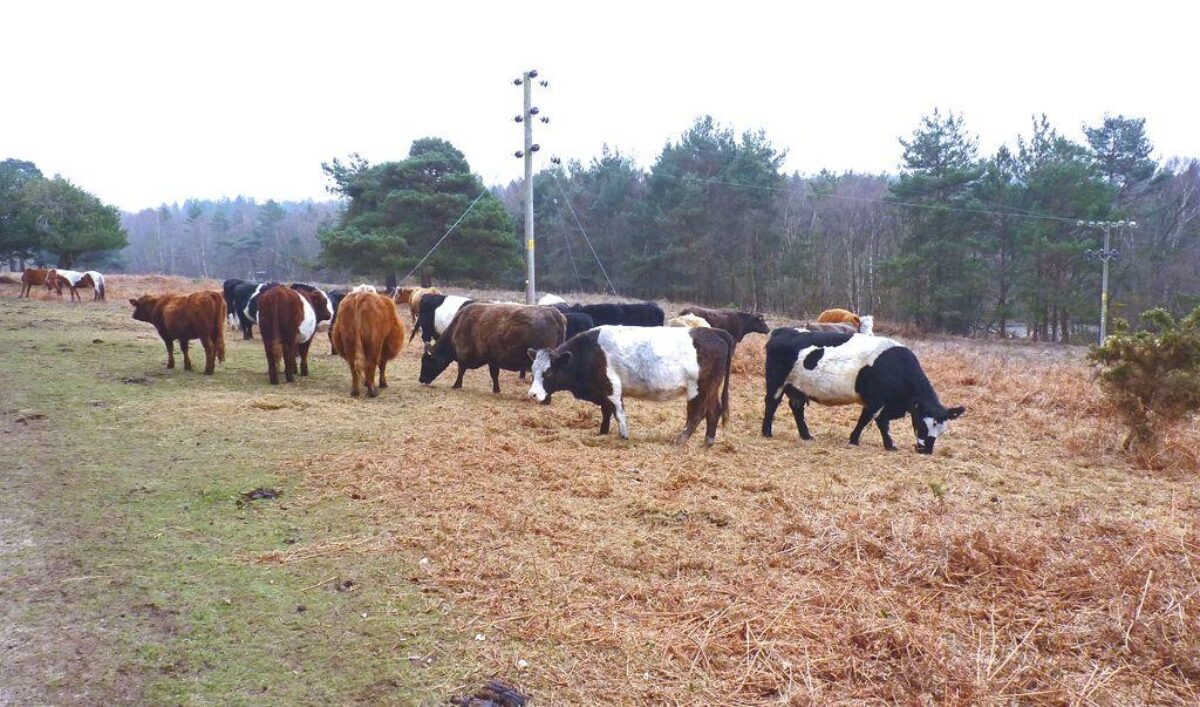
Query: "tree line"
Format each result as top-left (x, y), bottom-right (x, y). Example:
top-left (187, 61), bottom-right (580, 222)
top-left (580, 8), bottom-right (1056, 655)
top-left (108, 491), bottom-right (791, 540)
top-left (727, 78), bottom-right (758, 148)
top-left (6, 109), bottom-right (1196, 342)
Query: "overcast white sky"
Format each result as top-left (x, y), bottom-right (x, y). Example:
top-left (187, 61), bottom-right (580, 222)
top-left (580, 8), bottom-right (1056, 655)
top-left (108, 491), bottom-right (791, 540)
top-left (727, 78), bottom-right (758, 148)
top-left (3, 0), bottom-right (1196, 211)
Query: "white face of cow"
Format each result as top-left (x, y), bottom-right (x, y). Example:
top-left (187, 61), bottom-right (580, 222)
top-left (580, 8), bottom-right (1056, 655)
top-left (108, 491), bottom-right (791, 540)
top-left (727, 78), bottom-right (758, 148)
top-left (527, 349), bottom-right (552, 402)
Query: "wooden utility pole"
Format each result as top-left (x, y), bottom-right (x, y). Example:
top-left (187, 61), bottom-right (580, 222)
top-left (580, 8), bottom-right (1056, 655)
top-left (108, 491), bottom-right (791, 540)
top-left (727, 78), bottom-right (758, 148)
top-left (514, 69), bottom-right (547, 305)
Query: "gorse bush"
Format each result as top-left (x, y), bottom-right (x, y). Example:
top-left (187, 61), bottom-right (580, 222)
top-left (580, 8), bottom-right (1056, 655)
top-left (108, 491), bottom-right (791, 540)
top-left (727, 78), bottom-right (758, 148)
top-left (1090, 306), bottom-right (1200, 458)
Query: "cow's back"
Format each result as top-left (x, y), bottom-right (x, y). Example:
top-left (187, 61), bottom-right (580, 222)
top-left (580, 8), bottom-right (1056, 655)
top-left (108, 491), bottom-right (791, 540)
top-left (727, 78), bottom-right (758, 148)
top-left (450, 304), bottom-right (565, 370)
top-left (596, 325), bottom-right (701, 400)
top-left (333, 292), bottom-right (406, 361)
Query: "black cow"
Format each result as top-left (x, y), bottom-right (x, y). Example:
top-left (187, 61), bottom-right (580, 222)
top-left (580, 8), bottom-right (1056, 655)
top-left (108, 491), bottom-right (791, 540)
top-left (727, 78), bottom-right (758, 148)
top-left (678, 306), bottom-right (770, 343)
top-left (563, 311), bottom-right (595, 340)
top-left (560, 302), bottom-right (664, 327)
top-left (325, 288), bottom-right (349, 355)
top-left (761, 328), bottom-right (965, 454)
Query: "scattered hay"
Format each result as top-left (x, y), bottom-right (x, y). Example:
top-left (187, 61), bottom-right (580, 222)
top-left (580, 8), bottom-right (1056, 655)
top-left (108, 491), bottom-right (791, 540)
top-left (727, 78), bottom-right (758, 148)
top-left (250, 396), bottom-right (310, 411)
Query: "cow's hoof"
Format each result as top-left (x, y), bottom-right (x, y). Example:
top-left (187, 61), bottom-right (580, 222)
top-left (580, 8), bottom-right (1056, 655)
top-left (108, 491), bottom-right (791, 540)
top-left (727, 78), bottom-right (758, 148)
top-left (350, 389), bottom-right (360, 397)
top-left (368, 389), bottom-right (379, 398)
top-left (378, 381), bottom-right (388, 389)
top-left (705, 437), bottom-right (716, 447)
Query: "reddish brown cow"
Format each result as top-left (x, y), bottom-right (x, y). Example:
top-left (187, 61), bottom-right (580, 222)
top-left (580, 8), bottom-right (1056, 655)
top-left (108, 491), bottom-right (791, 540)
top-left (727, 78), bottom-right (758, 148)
top-left (256, 285), bottom-right (332, 384)
top-left (18, 268), bottom-right (51, 298)
top-left (129, 291), bottom-right (227, 374)
top-left (331, 287), bottom-right (408, 397)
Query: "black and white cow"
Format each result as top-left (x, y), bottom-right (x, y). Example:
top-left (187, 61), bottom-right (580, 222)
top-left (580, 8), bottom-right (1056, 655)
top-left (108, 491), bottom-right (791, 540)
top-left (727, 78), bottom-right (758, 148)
top-left (411, 293), bottom-right (475, 347)
top-left (226, 279), bottom-right (269, 339)
top-left (560, 302), bottom-right (665, 328)
top-left (290, 283), bottom-right (335, 327)
top-left (761, 328), bottom-right (965, 454)
top-left (528, 325), bottom-right (735, 446)
top-left (325, 288), bottom-right (350, 355)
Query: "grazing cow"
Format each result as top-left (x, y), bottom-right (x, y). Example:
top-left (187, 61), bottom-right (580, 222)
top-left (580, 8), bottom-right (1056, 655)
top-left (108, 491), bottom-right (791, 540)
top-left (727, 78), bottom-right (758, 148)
top-left (527, 325), bottom-right (734, 445)
top-left (538, 293), bottom-right (567, 306)
top-left (419, 303), bottom-right (565, 393)
top-left (411, 293), bottom-right (474, 346)
top-left (226, 279), bottom-right (266, 339)
top-left (565, 302), bottom-right (665, 327)
top-left (817, 308), bottom-right (874, 335)
top-left (761, 328), bottom-right (965, 454)
top-left (129, 291), bottom-right (227, 374)
top-left (18, 268), bottom-right (51, 298)
top-left (255, 285), bottom-right (331, 384)
top-left (668, 313), bottom-right (711, 329)
top-left (78, 270), bottom-right (106, 300)
top-left (330, 286), bottom-right (407, 397)
top-left (678, 306), bottom-right (770, 344)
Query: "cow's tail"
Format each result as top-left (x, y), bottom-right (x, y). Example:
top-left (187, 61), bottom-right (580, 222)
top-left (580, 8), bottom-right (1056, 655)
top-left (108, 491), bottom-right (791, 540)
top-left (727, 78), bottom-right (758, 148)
top-left (214, 297), bottom-right (227, 363)
top-left (720, 330), bottom-right (734, 427)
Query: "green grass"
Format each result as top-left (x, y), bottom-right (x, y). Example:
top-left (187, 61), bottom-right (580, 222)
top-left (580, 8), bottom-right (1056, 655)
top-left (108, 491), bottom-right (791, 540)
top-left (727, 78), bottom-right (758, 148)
top-left (0, 295), bottom-right (480, 704)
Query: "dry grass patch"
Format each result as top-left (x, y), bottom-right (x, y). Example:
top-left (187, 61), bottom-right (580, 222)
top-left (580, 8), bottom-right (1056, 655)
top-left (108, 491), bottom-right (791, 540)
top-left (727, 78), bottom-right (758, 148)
top-left (265, 336), bottom-right (1199, 704)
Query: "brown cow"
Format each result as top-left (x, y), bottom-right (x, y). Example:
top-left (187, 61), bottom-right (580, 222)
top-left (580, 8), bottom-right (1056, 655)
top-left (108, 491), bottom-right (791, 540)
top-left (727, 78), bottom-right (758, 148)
top-left (256, 285), bottom-right (332, 384)
top-left (129, 291), bottom-right (227, 374)
top-left (678, 306), bottom-right (770, 343)
top-left (18, 268), bottom-right (51, 298)
top-left (331, 287), bottom-right (407, 397)
top-left (816, 308), bottom-right (873, 334)
top-left (419, 303), bottom-right (566, 393)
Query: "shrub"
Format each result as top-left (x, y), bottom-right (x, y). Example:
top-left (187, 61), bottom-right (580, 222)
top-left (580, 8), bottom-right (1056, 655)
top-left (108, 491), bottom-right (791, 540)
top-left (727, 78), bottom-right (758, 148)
top-left (1089, 306), bottom-right (1200, 457)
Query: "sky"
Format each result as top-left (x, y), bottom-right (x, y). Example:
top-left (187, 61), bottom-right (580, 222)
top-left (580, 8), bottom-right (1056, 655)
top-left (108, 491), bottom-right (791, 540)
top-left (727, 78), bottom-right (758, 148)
top-left (3, 0), bottom-right (1197, 212)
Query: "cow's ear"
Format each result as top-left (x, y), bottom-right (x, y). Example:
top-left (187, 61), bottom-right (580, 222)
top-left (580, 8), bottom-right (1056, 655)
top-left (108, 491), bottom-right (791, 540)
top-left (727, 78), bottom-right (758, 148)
top-left (947, 406), bottom-right (966, 420)
top-left (128, 298), bottom-right (139, 307)
top-left (527, 348), bottom-right (538, 362)
top-left (556, 351), bottom-right (572, 367)
top-left (909, 398), bottom-right (923, 414)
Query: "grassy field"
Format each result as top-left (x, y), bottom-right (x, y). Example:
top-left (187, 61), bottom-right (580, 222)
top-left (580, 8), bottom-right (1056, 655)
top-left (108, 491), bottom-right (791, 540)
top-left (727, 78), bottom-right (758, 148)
top-left (1, 275), bottom-right (1198, 705)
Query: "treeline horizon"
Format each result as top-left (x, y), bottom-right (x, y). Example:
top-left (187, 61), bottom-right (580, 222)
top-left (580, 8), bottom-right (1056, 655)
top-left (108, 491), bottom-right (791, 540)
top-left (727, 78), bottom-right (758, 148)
top-left (9, 109), bottom-right (1197, 341)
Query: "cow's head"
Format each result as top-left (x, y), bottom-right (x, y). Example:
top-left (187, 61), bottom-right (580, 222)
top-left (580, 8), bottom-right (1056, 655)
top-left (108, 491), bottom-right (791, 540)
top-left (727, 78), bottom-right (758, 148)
top-left (910, 400), bottom-right (966, 455)
top-left (128, 295), bottom-right (158, 323)
top-left (747, 313), bottom-right (770, 335)
top-left (418, 339), bottom-right (455, 385)
top-left (527, 347), bottom-right (572, 402)
top-left (298, 289), bottom-right (332, 324)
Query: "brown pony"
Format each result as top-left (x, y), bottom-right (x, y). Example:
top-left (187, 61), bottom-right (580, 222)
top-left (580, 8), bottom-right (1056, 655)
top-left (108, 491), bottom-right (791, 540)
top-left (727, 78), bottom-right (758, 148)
top-left (18, 268), bottom-right (51, 298)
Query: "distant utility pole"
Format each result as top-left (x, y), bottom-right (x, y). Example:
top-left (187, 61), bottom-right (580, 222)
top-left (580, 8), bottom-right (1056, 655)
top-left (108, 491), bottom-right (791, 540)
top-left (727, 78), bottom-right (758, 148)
top-left (1081, 219), bottom-right (1136, 344)
top-left (513, 69), bottom-right (549, 304)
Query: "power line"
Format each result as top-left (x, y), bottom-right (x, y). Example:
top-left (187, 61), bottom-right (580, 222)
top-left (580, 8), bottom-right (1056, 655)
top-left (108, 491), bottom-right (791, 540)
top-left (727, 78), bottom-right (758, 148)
top-left (550, 170), bottom-right (618, 296)
top-left (400, 189), bottom-right (490, 284)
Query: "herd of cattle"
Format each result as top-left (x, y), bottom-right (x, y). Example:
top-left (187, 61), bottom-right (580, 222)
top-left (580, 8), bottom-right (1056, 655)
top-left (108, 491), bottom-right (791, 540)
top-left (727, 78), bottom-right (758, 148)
top-left (15, 269), bottom-right (966, 454)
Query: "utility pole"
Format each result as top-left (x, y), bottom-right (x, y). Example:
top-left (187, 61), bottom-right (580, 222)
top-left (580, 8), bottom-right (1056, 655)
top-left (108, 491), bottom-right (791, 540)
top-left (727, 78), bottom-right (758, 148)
top-left (513, 69), bottom-right (548, 304)
top-left (1081, 219), bottom-right (1136, 344)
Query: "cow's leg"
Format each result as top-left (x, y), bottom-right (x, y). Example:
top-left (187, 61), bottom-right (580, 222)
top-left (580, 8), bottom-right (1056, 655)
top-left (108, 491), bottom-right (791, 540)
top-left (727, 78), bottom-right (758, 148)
top-left (611, 395), bottom-right (629, 440)
top-left (762, 385), bottom-right (786, 437)
top-left (348, 356), bottom-right (361, 397)
top-left (266, 340), bottom-right (280, 384)
top-left (200, 336), bottom-right (215, 375)
top-left (70, 286), bottom-right (80, 302)
top-left (849, 405), bottom-right (880, 446)
top-left (786, 388), bottom-right (813, 441)
top-left (675, 395), bottom-right (704, 445)
top-left (283, 339), bottom-right (297, 383)
top-left (598, 399), bottom-right (614, 435)
top-left (363, 350), bottom-right (378, 398)
top-left (875, 416), bottom-right (897, 451)
top-left (180, 339), bottom-right (193, 371)
top-left (519, 369), bottom-right (526, 380)
top-left (164, 338), bottom-right (176, 369)
top-left (452, 363), bottom-right (466, 389)
top-left (704, 387), bottom-right (722, 446)
top-left (377, 350), bottom-right (389, 389)
top-left (299, 340), bottom-right (311, 376)
top-left (488, 363), bottom-right (501, 394)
